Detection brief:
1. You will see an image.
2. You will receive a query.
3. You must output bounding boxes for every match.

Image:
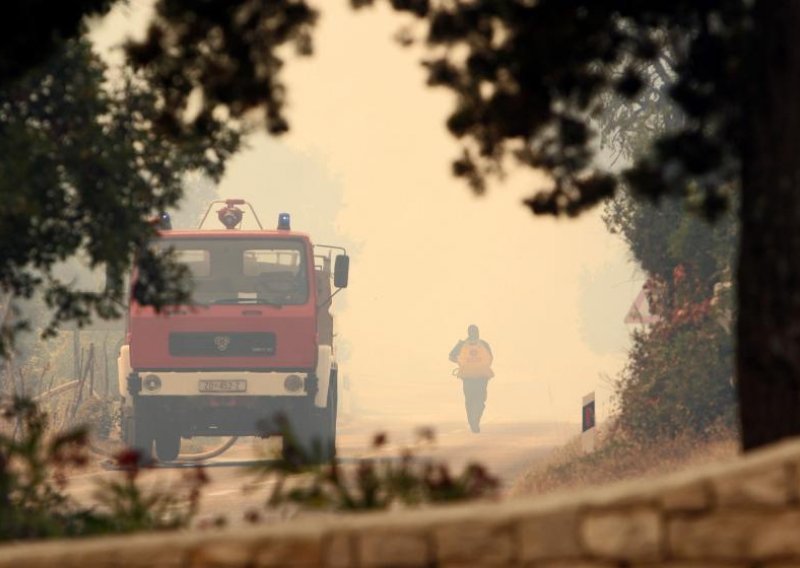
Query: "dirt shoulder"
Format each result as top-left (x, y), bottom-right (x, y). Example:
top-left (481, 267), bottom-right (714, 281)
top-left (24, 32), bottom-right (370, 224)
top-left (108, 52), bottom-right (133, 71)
top-left (509, 424), bottom-right (738, 497)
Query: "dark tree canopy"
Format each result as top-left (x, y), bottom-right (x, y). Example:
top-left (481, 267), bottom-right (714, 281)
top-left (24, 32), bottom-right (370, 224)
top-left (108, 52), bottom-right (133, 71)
top-left (117, 1), bottom-right (747, 219)
top-left (0, 3), bottom-right (751, 220)
top-left (0, 1), bottom-right (115, 88)
top-left (0, 39), bottom-right (240, 347)
top-left (125, 0), bottom-right (318, 138)
top-left (350, 1), bottom-right (747, 220)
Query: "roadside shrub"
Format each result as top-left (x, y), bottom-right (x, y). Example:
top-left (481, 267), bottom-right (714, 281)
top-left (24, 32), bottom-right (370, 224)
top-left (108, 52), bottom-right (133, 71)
top-left (615, 272), bottom-right (736, 442)
top-left (248, 427), bottom-right (500, 514)
top-left (0, 397), bottom-right (205, 541)
top-left (0, 397), bottom-right (91, 540)
top-left (93, 449), bottom-right (207, 533)
top-left (604, 176), bottom-right (737, 445)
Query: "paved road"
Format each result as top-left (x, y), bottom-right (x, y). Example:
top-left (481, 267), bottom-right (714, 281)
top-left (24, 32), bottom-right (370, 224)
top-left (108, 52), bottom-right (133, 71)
top-left (66, 417), bottom-right (577, 527)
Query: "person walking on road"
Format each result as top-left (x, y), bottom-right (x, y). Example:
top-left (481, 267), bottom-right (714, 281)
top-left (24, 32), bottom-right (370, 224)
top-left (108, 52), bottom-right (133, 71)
top-left (449, 325), bottom-right (494, 433)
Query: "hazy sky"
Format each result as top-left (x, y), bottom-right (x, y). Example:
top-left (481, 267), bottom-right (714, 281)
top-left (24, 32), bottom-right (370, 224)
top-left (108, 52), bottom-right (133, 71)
top-left (93, 2), bottom-right (641, 425)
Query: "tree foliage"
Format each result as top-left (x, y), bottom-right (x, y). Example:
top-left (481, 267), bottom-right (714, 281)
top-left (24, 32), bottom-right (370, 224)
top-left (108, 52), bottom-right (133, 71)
top-left (1, 1), bottom-right (747, 309)
top-left (0, 1), bottom-right (115, 89)
top-left (0, 39), bottom-right (240, 348)
top-left (125, 0), bottom-right (318, 137)
top-left (597, 49), bottom-right (738, 441)
top-left (598, 49), bottom-right (683, 169)
top-left (347, 1), bottom-right (746, 220)
top-left (605, 191), bottom-right (738, 441)
top-left (617, 313), bottom-right (735, 441)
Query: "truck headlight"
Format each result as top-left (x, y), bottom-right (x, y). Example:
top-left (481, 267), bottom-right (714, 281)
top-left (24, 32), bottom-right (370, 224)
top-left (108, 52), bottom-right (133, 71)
top-left (284, 374), bottom-right (303, 393)
top-left (143, 374), bottom-right (162, 392)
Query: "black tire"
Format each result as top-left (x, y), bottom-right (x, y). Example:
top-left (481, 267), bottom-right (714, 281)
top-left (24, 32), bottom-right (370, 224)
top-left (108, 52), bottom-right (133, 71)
top-left (122, 398), bottom-right (154, 463)
top-left (316, 370), bottom-right (338, 460)
top-left (282, 372), bottom-right (338, 465)
top-left (325, 369), bottom-right (338, 456)
top-left (154, 431), bottom-right (181, 462)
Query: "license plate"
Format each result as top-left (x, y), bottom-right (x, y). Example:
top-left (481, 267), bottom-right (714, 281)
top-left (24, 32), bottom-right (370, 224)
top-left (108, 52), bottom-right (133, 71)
top-left (199, 379), bottom-right (247, 393)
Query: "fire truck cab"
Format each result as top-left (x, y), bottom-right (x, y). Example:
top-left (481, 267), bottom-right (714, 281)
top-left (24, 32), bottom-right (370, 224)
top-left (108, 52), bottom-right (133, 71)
top-left (117, 199), bottom-right (348, 462)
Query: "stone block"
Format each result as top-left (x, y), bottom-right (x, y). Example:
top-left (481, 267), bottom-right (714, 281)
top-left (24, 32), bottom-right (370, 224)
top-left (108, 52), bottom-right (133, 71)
top-left (713, 464), bottom-right (790, 507)
top-left (789, 459), bottom-right (800, 503)
top-left (518, 509), bottom-right (582, 561)
top-left (581, 507), bottom-right (662, 561)
top-left (357, 529), bottom-right (431, 568)
top-left (434, 520), bottom-right (514, 566)
top-left (669, 510), bottom-right (800, 561)
top-left (630, 564), bottom-right (748, 568)
top-left (116, 535), bottom-right (193, 568)
top-left (0, 536), bottom-right (189, 568)
top-left (527, 562), bottom-right (616, 568)
top-left (660, 482), bottom-right (710, 513)
top-left (253, 535), bottom-right (323, 567)
top-left (189, 541), bottom-right (254, 567)
top-left (113, 540), bottom-right (188, 567)
top-left (0, 547), bottom-right (120, 568)
top-left (324, 533), bottom-right (353, 568)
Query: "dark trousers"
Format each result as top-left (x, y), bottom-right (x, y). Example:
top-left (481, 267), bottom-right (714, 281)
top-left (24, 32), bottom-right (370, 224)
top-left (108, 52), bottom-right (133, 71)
top-left (462, 378), bottom-right (489, 432)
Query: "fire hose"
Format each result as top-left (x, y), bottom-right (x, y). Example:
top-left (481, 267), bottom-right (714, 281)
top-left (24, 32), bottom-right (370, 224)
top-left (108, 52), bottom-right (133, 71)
top-left (34, 381), bottom-right (238, 463)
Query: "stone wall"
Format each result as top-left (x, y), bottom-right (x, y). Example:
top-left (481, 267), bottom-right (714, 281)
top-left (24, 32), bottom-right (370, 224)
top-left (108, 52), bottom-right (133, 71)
top-left (4, 437), bottom-right (800, 567)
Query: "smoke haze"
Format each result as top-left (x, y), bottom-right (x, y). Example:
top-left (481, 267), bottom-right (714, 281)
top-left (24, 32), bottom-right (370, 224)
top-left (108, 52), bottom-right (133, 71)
top-left (94, 2), bottom-right (640, 426)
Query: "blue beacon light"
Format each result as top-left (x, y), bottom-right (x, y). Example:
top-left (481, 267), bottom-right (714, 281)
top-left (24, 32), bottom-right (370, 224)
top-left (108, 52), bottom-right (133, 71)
top-left (158, 212), bottom-right (172, 230)
top-left (277, 213), bottom-right (291, 230)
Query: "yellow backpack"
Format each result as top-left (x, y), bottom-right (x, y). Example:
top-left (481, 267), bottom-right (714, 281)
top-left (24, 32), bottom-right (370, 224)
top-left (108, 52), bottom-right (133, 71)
top-left (456, 340), bottom-right (494, 379)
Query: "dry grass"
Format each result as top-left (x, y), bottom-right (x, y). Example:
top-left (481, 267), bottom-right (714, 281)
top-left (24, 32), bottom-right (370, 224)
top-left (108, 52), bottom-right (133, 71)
top-left (179, 436), bottom-right (231, 454)
top-left (510, 422), bottom-right (738, 497)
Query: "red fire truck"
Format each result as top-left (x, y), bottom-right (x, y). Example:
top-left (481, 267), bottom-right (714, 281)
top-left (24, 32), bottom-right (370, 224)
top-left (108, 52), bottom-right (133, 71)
top-left (117, 199), bottom-right (348, 462)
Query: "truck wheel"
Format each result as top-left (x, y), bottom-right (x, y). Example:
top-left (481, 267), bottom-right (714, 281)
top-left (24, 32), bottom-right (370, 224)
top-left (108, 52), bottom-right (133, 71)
top-left (154, 432), bottom-right (181, 462)
top-left (282, 372), bottom-right (338, 465)
top-left (323, 370), bottom-right (338, 457)
top-left (122, 399), bottom-right (154, 463)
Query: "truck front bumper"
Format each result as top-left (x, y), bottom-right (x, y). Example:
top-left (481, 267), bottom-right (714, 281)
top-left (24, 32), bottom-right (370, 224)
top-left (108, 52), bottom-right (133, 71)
top-left (136, 370), bottom-right (310, 397)
top-left (118, 345), bottom-right (333, 408)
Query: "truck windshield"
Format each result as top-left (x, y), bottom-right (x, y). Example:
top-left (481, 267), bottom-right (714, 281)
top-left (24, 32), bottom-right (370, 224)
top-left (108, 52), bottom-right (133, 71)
top-left (156, 238), bottom-right (309, 306)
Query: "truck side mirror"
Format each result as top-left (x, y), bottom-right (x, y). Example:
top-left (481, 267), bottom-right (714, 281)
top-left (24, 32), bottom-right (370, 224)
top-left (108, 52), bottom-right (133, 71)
top-left (334, 255), bottom-right (349, 288)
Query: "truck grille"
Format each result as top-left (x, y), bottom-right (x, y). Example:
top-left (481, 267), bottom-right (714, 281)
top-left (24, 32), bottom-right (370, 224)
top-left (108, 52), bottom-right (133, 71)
top-left (169, 332), bottom-right (276, 357)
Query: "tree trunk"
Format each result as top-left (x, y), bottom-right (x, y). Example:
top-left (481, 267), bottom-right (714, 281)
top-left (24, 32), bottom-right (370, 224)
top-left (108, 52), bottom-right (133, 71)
top-left (738, 1), bottom-right (800, 450)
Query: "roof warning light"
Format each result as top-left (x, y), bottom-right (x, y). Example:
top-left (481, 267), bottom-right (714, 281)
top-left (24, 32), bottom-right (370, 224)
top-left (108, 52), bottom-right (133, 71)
top-left (218, 202), bottom-right (244, 229)
top-left (278, 213), bottom-right (291, 231)
top-left (157, 212), bottom-right (172, 230)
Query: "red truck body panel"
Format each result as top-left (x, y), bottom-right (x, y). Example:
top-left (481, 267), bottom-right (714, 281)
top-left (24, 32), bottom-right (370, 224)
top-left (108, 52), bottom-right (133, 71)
top-left (128, 230), bottom-right (319, 372)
